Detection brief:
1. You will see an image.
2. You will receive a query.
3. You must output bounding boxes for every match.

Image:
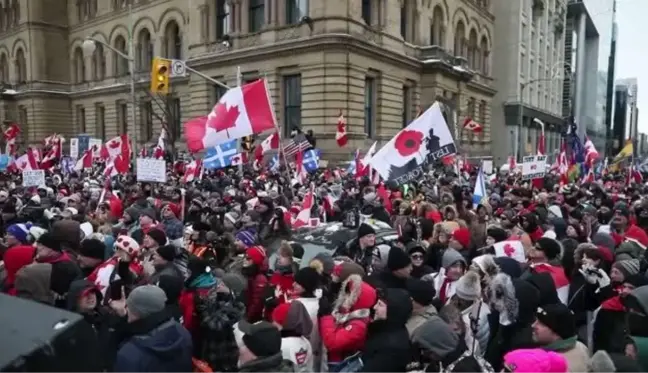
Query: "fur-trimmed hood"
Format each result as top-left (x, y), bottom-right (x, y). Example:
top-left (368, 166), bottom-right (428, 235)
top-left (471, 254), bottom-right (500, 284)
top-left (487, 273), bottom-right (540, 325)
top-left (332, 274), bottom-right (377, 323)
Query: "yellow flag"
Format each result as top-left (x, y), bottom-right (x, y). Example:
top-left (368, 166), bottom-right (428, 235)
top-left (609, 140), bottom-right (633, 171)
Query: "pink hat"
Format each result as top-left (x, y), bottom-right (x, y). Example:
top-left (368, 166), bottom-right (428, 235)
top-left (503, 349), bottom-right (567, 373)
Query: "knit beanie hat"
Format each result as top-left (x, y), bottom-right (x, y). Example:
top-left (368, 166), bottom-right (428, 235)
top-left (245, 246), bottom-right (266, 267)
top-left (592, 232), bottom-right (616, 252)
top-left (535, 237), bottom-right (561, 260)
top-left (115, 235), bottom-right (141, 258)
top-left (37, 232), bottom-right (62, 252)
top-left (294, 267), bottom-right (320, 294)
top-left (146, 228), bottom-right (167, 247)
top-left (333, 261), bottom-right (365, 283)
top-left (535, 303), bottom-right (577, 340)
top-left (156, 244), bottom-right (178, 262)
top-left (140, 207), bottom-right (157, 221)
top-left (486, 226), bottom-right (509, 243)
top-left (236, 229), bottom-right (257, 248)
top-left (387, 247), bottom-right (411, 271)
top-left (613, 259), bottom-right (641, 279)
top-left (7, 223), bottom-right (31, 243)
top-left (79, 238), bottom-right (106, 261)
top-left (442, 248), bottom-right (466, 270)
top-left (126, 285), bottom-right (167, 318)
top-left (451, 227), bottom-right (471, 248)
top-left (357, 223), bottom-right (376, 239)
top-left (454, 270), bottom-right (481, 302)
top-left (310, 252), bottom-right (335, 275)
top-left (407, 278), bottom-right (436, 306)
top-left (503, 348), bottom-right (568, 373)
top-left (163, 202), bottom-right (181, 217)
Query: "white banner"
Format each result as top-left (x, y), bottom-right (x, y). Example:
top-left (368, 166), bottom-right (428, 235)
top-left (69, 138), bottom-right (79, 159)
top-left (136, 158), bottom-right (167, 183)
top-left (521, 155), bottom-right (547, 180)
top-left (22, 170), bottom-right (45, 187)
top-left (482, 159), bottom-right (493, 174)
top-left (89, 138), bottom-right (103, 157)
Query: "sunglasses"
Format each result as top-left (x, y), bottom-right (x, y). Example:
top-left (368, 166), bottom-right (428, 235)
top-left (411, 254), bottom-right (424, 259)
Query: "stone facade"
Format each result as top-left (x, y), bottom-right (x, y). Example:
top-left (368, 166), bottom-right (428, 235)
top-left (0, 0), bottom-right (495, 157)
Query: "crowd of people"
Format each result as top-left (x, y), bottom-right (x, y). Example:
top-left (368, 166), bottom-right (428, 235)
top-left (1, 163), bottom-right (648, 373)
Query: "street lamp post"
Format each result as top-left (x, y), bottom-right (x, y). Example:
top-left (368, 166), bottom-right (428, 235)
top-left (82, 4), bottom-right (137, 158)
top-left (516, 61), bottom-right (572, 160)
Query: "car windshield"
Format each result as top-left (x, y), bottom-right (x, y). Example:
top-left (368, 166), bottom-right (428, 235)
top-left (268, 241), bottom-right (330, 270)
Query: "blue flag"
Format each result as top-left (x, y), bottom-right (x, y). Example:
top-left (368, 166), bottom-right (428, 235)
top-left (303, 149), bottom-right (320, 173)
top-left (268, 154), bottom-right (279, 171)
top-left (472, 166), bottom-right (487, 209)
top-left (203, 140), bottom-right (238, 169)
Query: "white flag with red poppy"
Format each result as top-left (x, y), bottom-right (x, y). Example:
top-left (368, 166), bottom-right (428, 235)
top-left (183, 79), bottom-right (276, 153)
top-left (335, 111), bottom-right (348, 147)
top-left (368, 102), bottom-right (456, 182)
top-left (463, 117), bottom-right (483, 133)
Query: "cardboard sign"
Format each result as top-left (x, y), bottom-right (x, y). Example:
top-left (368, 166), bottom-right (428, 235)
top-left (482, 159), bottom-right (493, 174)
top-left (136, 158), bottom-right (166, 183)
top-left (22, 170), bottom-right (45, 187)
top-left (69, 138), bottom-right (79, 159)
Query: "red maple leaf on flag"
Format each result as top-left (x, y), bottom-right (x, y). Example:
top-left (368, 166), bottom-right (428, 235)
top-left (108, 140), bottom-right (121, 149)
top-left (20, 161), bottom-right (26, 169)
top-left (208, 103), bottom-right (240, 132)
top-left (503, 243), bottom-right (515, 257)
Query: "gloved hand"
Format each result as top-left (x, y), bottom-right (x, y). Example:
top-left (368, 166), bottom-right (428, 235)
top-left (318, 296), bottom-right (333, 317)
top-left (595, 268), bottom-right (611, 288)
top-left (579, 263), bottom-right (599, 284)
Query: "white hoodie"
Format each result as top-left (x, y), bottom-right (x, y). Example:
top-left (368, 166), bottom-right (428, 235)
top-left (281, 336), bottom-right (313, 373)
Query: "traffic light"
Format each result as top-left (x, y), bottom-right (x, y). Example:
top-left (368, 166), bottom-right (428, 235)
top-left (241, 136), bottom-right (253, 152)
top-left (150, 57), bottom-right (171, 94)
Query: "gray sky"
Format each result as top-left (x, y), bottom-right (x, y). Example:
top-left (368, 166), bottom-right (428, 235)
top-left (585, 0), bottom-right (646, 132)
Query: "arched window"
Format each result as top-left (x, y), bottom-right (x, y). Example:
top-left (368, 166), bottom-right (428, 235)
top-left (0, 54), bottom-right (7, 83)
top-left (137, 28), bottom-right (153, 72)
top-left (114, 35), bottom-right (128, 76)
top-left (92, 43), bottom-right (105, 81)
top-left (454, 21), bottom-right (465, 57)
top-left (164, 21), bottom-right (182, 59)
top-left (73, 47), bottom-right (85, 83)
top-left (468, 29), bottom-right (478, 69)
top-left (0, 4), bottom-right (4, 30)
top-left (4, 0), bottom-right (11, 28)
top-left (480, 36), bottom-right (490, 75)
top-left (430, 6), bottom-right (444, 47)
top-left (15, 48), bottom-right (26, 83)
top-left (11, 0), bottom-right (17, 25)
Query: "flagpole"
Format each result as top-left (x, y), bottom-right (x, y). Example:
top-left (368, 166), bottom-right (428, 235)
top-left (236, 67), bottom-right (244, 175)
top-left (261, 71), bottom-right (291, 179)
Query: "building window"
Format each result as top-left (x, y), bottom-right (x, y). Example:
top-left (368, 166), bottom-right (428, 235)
top-left (117, 100), bottom-right (128, 134)
top-left (480, 37), bottom-right (489, 74)
top-left (169, 97), bottom-right (181, 140)
top-left (400, 2), bottom-right (407, 40)
top-left (215, 0), bottom-right (231, 39)
top-left (93, 43), bottom-right (105, 81)
top-left (18, 105), bottom-right (27, 142)
top-left (140, 100), bottom-right (153, 142)
top-left (0, 53), bottom-right (8, 83)
top-left (15, 47), bottom-right (26, 83)
top-left (361, 0), bottom-right (371, 25)
top-left (286, 0), bottom-right (308, 24)
top-left (364, 77), bottom-right (376, 138)
top-left (282, 74), bottom-right (301, 138)
top-left (212, 79), bottom-right (228, 106)
top-left (114, 35), bottom-right (128, 76)
top-left (249, 0), bottom-right (264, 32)
top-left (77, 0), bottom-right (87, 22)
top-left (95, 103), bottom-right (105, 139)
top-left (77, 105), bottom-right (86, 133)
top-left (430, 6), bottom-right (444, 46)
top-left (137, 28), bottom-right (153, 72)
top-left (454, 21), bottom-right (465, 57)
top-left (479, 100), bottom-right (487, 124)
top-left (468, 29), bottom-right (478, 69)
top-left (73, 47), bottom-right (85, 83)
top-left (402, 85), bottom-right (411, 128)
top-left (164, 21), bottom-right (182, 59)
top-left (11, 0), bottom-right (18, 26)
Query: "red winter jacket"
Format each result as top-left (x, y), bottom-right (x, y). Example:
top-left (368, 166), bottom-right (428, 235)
top-left (179, 288), bottom-right (211, 334)
top-left (269, 272), bottom-right (295, 303)
top-left (319, 277), bottom-right (377, 363)
top-left (246, 272), bottom-right (268, 322)
top-left (2, 245), bottom-right (35, 295)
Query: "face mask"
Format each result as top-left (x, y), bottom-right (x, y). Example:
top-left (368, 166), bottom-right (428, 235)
top-left (241, 264), bottom-right (258, 277)
top-left (275, 263), bottom-right (293, 275)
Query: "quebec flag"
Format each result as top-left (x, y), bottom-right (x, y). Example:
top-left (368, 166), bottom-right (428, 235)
top-left (303, 149), bottom-right (320, 173)
top-left (472, 165), bottom-right (487, 209)
top-left (203, 140), bottom-right (238, 169)
top-left (268, 154), bottom-right (280, 172)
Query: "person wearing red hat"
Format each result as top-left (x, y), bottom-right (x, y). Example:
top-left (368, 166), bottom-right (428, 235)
top-left (449, 227), bottom-right (472, 261)
top-left (161, 202), bottom-right (184, 245)
top-left (242, 246), bottom-right (269, 322)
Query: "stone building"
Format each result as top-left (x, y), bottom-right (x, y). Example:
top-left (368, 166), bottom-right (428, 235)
top-left (0, 0), bottom-right (495, 157)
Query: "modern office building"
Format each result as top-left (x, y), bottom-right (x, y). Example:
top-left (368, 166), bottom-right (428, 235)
top-left (0, 0), bottom-right (496, 158)
top-left (616, 78), bottom-right (639, 141)
top-left (589, 70), bottom-right (608, 151)
top-left (563, 0), bottom-right (600, 141)
top-left (491, 0), bottom-right (567, 165)
top-left (612, 84), bottom-right (630, 154)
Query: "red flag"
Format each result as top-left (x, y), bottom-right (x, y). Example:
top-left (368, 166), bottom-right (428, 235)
top-left (463, 117), bottom-right (483, 133)
top-left (335, 110), bottom-right (348, 147)
top-left (254, 132), bottom-right (279, 161)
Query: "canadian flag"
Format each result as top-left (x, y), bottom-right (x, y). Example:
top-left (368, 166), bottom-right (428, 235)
top-left (184, 79), bottom-right (275, 153)
top-left (101, 134), bottom-right (130, 160)
top-left (183, 159), bottom-right (202, 183)
top-left (254, 132), bottom-right (279, 162)
top-left (531, 262), bottom-right (570, 305)
top-left (584, 136), bottom-right (599, 166)
top-left (153, 129), bottom-right (166, 159)
top-left (231, 152), bottom-right (248, 166)
top-left (292, 185), bottom-right (314, 229)
top-left (139, 147), bottom-right (147, 157)
top-left (4, 123), bottom-right (20, 156)
top-left (74, 148), bottom-right (93, 171)
top-left (335, 110), bottom-right (348, 147)
top-left (40, 137), bottom-right (63, 170)
top-left (463, 117), bottom-right (483, 133)
top-left (15, 148), bottom-right (39, 171)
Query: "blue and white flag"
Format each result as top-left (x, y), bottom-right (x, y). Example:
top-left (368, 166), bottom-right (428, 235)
top-left (269, 154), bottom-right (280, 171)
top-left (203, 140), bottom-right (238, 169)
top-left (303, 149), bottom-right (320, 173)
top-left (472, 165), bottom-right (487, 209)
